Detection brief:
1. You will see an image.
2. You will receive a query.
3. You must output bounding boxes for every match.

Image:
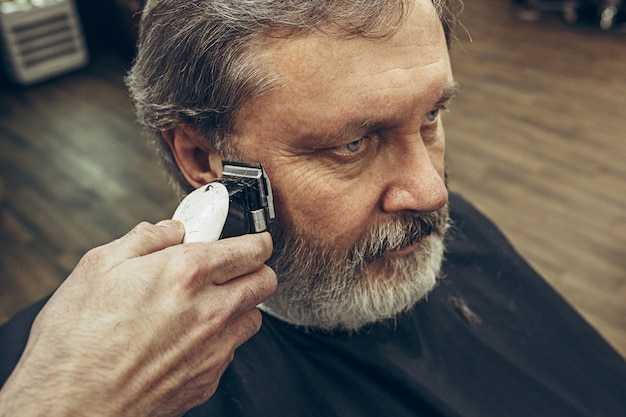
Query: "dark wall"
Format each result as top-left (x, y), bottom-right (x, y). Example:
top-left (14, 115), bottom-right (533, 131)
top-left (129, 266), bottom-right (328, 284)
top-left (74, 0), bottom-right (143, 58)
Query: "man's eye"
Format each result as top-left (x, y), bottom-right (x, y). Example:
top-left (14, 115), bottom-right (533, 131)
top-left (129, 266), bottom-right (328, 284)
top-left (332, 137), bottom-right (366, 155)
top-left (423, 108), bottom-right (440, 123)
top-left (327, 136), bottom-right (374, 160)
top-left (343, 138), bottom-right (364, 153)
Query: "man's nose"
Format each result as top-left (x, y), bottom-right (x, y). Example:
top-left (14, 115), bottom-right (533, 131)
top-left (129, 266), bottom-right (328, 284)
top-left (380, 142), bottom-right (448, 214)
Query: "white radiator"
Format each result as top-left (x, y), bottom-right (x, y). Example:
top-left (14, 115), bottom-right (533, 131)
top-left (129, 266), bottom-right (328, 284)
top-left (0, 0), bottom-right (88, 85)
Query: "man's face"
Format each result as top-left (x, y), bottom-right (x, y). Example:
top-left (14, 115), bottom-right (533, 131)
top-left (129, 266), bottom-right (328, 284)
top-left (228, 0), bottom-right (455, 330)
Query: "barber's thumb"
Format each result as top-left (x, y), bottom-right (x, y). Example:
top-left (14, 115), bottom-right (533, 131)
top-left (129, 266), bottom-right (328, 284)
top-left (156, 219), bottom-right (185, 232)
top-left (154, 219), bottom-right (186, 243)
top-left (119, 220), bottom-right (186, 252)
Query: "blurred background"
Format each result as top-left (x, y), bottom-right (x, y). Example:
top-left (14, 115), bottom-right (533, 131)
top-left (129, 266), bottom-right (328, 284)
top-left (0, 0), bottom-right (624, 358)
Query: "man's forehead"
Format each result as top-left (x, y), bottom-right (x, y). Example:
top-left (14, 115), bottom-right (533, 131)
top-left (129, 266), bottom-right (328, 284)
top-left (259, 1), bottom-right (446, 83)
top-left (230, 0), bottom-right (451, 145)
top-left (255, 11), bottom-right (449, 107)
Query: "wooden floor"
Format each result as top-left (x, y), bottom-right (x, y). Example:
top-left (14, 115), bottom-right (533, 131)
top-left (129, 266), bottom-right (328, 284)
top-left (1, 0), bottom-right (625, 358)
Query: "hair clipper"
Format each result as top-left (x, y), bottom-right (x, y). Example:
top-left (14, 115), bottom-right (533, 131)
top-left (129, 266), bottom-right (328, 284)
top-left (172, 162), bottom-right (275, 243)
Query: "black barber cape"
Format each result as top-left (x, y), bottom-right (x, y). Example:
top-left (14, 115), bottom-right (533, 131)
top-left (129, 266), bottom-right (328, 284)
top-left (1, 193), bottom-right (625, 416)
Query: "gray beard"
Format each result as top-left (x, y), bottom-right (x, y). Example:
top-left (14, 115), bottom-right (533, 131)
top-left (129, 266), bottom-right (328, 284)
top-left (260, 205), bottom-right (450, 331)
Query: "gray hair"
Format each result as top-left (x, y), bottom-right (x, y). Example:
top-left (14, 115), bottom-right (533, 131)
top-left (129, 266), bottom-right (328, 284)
top-left (126, 0), bottom-right (462, 194)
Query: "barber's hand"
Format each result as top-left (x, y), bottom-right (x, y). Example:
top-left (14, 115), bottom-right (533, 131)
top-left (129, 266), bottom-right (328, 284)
top-left (0, 220), bottom-right (277, 417)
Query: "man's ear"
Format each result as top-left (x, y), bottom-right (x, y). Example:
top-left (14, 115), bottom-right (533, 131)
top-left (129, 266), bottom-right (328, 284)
top-left (161, 126), bottom-right (223, 188)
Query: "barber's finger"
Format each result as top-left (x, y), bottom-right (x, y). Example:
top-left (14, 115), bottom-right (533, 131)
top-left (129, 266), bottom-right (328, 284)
top-left (223, 308), bottom-right (265, 349)
top-left (164, 232), bottom-right (274, 289)
top-left (217, 264), bottom-right (278, 314)
top-left (211, 233), bottom-right (273, 285)
top-left (81, 221), bottom-right (185, 270)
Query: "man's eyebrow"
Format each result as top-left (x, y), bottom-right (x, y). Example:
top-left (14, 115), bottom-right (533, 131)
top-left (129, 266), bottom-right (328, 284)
top-left (336, 119), bottom-right (377, 142)
top-left (436, 82), bottom-right (460, 107)
top-left (328, 82), bottom-right (461, 144)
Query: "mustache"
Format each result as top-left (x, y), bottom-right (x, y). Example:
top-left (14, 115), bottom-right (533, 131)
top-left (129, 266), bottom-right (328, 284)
top-left (349, 205), bottom-right (450, 263)
top-left (266, 204), bottom-right (450, 282)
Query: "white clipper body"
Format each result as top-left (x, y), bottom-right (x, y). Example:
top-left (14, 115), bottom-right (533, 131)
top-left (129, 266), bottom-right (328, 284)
top-left (172, 182), bottom-right (230, 243)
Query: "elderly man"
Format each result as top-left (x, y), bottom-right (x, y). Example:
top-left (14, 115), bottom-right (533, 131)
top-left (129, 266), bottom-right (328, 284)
top-left (1, 1), bottom-right (625, 416)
